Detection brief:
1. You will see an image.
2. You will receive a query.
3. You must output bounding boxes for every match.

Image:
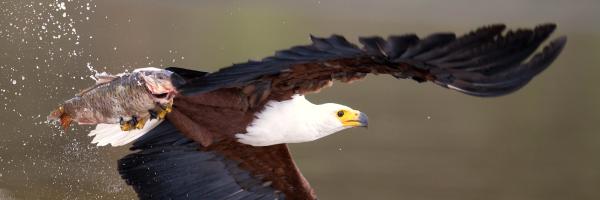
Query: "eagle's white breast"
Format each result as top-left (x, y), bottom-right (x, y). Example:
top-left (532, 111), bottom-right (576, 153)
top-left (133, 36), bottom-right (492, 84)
top-left (236, 95), bottom-right (347, 146)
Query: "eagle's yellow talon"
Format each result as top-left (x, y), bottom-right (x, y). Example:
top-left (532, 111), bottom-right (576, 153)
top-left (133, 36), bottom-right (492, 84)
top-left (164, 101), bottom-right (173, 112)
top-left (135, 117), bottom-right (147, 129)
top-left (120, 123), bottom-right (132, 131)
top-left (157, 109), bottom-right (168, 119)
top-left (156, 101), bottom-right (173, 119)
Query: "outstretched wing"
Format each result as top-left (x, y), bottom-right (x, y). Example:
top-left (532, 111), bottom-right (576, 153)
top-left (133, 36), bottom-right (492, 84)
top-left (119, 121), bottom-right (316, 200)
top-left (179, 24), bottom-right (566, 101)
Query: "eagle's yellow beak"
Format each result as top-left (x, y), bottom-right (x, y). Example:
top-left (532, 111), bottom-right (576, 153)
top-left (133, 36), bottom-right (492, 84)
top-left (339, 110), bottom-right (368, 128)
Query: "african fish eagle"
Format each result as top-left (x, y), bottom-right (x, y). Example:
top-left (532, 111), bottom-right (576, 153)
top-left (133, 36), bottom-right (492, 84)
top-left (89, 24), bottom-right (566, 200)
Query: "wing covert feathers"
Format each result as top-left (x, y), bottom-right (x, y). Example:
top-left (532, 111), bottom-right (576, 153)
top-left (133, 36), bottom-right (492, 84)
top-left (179, 23), bottom-right (566, 97)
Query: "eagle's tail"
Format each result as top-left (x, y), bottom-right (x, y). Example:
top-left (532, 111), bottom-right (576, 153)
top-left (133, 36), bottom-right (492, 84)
top-left (88, 119), bottom-right (163, 147)
top-left (47, 106), bottom-right (72, 129)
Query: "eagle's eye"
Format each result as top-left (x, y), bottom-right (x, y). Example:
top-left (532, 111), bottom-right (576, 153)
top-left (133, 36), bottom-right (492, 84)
top-left (337, 110), bottom-right (345, 117)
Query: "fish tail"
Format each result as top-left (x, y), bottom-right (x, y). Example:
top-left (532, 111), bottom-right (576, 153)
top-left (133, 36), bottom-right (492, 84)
top-left (48, 106), bottom-right (72, 129)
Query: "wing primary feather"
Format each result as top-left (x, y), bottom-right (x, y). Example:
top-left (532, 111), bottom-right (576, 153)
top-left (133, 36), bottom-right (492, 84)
top-left (385, 34), bottom-right (420, 59)
top-left (326, 35), bottom-right (360, 50)
top-left (399, 33), bottom-right (456, 59)
top-left (415, 24), bottom-right (506, 61)
top-left (359, 36), bottom-right (387, 57)
top-left (445, 36), bottom-right (566, 96)
top-left (309, 34), bottom-right (334, 50)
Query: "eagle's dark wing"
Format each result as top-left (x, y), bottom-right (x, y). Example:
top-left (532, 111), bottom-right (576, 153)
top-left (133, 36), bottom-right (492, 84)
top-left (179, 24), bottom-right (566, 102)
top-left (166, 67), bottom-right (209, 81)
top-left (119, 120), bottom-right (315, 200)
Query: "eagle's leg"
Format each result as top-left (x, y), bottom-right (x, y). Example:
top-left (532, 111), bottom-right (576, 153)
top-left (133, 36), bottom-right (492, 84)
top-left (155, 101), bottom-right (173, 120)
top-left (119, 117), bottom-right (132, 131)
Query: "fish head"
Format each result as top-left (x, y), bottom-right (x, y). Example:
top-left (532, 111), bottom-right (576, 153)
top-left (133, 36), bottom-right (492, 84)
top-left (137, 68), bottom-right (180, 104)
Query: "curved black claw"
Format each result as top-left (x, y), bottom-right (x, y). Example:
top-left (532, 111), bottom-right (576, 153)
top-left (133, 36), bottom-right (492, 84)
top-left (149, 110), bottom-right (158, 120)
top-left (130, 116), bottom-right (138, 127)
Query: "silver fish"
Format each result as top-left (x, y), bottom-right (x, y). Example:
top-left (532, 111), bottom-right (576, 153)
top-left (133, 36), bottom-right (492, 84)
top-left (48, 67), bottom-right (184, 131)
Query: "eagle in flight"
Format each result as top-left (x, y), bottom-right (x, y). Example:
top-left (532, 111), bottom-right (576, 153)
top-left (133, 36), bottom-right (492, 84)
top-left (84, 24), bottom-right (565, 199)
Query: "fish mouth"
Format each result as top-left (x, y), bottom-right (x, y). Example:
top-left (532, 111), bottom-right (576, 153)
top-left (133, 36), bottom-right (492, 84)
top-left (152, 93), bottom-right (169, 99)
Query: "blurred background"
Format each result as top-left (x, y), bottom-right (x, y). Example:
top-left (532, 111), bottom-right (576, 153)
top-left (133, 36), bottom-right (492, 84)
top-left (0, 0), bottom-right (599, 199)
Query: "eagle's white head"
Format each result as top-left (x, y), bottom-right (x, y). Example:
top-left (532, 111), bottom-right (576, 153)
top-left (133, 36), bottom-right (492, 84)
top-left (236, 95), bottom-right (368, 146)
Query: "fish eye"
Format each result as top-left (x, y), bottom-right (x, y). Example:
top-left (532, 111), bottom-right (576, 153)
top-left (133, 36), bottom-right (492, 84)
top-left (337, 110), bottom-right (345, 117)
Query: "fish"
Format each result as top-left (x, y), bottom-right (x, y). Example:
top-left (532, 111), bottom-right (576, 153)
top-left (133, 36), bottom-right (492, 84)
top-left (48, 67), bottom-right (185, 131)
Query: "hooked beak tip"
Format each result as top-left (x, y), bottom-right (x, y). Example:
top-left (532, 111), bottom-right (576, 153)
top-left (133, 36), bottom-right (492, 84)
top-left (358, 112), bottom-right (369, 128)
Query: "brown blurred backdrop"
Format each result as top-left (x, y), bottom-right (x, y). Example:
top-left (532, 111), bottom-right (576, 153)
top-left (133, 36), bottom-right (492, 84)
top-left (0, 0), bottom-right (599, 199)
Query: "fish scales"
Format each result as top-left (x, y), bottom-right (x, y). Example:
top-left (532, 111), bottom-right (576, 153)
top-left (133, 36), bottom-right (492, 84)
top-left (64, 74), bottom-right (155, 124)
top-left (48, 68), bottom-right (181, 130)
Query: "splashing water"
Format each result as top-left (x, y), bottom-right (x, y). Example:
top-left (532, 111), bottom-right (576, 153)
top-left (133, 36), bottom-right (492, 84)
top-left (0, 0), bottom-right (97, 118)
top-left (0, 1), bottom-right (132, 199)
